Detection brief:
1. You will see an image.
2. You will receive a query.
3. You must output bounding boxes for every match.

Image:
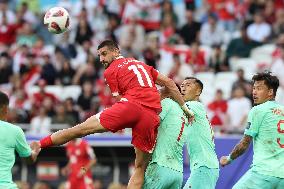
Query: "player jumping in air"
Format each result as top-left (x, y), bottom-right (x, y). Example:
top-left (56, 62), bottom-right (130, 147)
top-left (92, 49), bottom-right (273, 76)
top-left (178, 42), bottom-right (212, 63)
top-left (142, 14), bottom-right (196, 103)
top-left (0, 91), bottom-right (40, 189)
top-left (220, 72), bottom-right (284, 189)
top-left (31, 40), bottom-right (193, 189)
top-left (181, 77), bottom-right (219, 189)
top-left (143, 86), bottom-right (190, 189)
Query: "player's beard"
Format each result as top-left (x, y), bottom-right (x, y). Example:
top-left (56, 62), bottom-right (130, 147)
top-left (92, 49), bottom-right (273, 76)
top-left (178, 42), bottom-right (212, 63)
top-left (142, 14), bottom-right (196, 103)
top-left (102, 57), bottom-right (115, 69)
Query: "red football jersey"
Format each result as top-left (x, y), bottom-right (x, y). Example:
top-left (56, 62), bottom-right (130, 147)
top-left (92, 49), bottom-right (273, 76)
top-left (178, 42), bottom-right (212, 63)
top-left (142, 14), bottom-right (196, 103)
top-left (66, 139), bottom-right (95, 189)
top-left (104, 57), bottom-right (161, 111)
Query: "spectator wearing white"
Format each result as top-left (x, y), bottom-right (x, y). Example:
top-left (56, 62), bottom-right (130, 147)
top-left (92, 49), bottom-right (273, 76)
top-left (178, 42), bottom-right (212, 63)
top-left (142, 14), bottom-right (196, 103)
top-left (17, 2), bottom-right (37, 25)
top-left (225, 86), bottom-right (251, 133)
top-left (200, 13), bottom-right (225, 47)
top-left (28, 107), bottom-right (51, 136)
top-left (118, 16), bottom-right (145, 56)
top-left (247, 11), bottom-right (271, 43)
top-left (271, 34), bottom-right (284, 105)
top-left (0, 0), bottom-right (16, 25)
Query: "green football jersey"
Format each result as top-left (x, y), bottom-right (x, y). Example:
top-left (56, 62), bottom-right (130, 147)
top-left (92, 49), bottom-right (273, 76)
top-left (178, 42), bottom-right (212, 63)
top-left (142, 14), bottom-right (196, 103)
top-left (185, 101), bottom-right (219, 170)
top-left (244, 100), bottom-right (284, 178)
top-left (150, 98), bottom-right (189, 172)
top-left (0, 120), bottom-right (31, 188)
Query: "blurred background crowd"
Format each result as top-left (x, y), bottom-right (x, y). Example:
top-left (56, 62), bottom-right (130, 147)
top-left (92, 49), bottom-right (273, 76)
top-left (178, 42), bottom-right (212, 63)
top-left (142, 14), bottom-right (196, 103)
top-left (1, 0), bottom-right (284, 188)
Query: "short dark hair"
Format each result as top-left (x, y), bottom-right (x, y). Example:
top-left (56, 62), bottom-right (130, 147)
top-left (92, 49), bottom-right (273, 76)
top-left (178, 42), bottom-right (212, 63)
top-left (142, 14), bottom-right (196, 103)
top-left (0, 91), bottom-right (9, 108)
top-left (185, 77), bottom-right (203, 93)
top-left (97, 40), bottom-right (119, 51)
top-left (252, 72), bottom-right (279, 96)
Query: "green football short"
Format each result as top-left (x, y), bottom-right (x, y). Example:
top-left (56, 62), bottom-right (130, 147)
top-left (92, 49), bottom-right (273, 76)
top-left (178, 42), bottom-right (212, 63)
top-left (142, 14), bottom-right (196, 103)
top-left (143, 162), bottom-right (183, 189)
top-left (183, 166), bottom-right (219, 189)
top-left (233, 169), bottom-right (284, 189)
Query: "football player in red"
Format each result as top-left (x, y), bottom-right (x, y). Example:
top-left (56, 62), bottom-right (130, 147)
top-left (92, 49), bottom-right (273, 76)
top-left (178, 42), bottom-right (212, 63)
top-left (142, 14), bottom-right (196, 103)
top-left (32, 40), bottom-right (193, 189)
top-left (61, 139), bottom-right (96, 189)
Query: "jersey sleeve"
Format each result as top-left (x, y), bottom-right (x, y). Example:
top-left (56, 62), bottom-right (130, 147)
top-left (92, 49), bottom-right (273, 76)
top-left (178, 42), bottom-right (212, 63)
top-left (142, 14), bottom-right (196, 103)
top-left (104, 69), bottom-right (119, 97)
top-left (160, 98), bottom-right (173, 120)
top-left (244, 107), bottom-right (262, 138)
top-left (15, 127), bottom-right (32, 158)
top-left (144, 64), bottom-right (159, 82)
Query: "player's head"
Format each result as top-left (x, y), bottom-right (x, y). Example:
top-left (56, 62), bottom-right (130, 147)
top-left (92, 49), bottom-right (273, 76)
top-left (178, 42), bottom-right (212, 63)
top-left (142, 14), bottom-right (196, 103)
top-left (181, 77), bottom-right (203, 101)
top-left (97, 40), bottom-right (120, 69)
top-left (0, 91), bottom-right (9, 120)
top-left (252, 72), bottom-right (279, 105)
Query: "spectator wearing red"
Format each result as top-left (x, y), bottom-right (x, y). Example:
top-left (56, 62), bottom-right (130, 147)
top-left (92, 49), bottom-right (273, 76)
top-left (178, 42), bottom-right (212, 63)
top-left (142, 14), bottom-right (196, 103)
top-left (207, 89), bottom-right (228, 127)
top-left (185, 41), bottom-right (206, 72)
top-left (32, 79), bottom-right (59, 109)
top-left (0, 11), bottom-right (21, 45)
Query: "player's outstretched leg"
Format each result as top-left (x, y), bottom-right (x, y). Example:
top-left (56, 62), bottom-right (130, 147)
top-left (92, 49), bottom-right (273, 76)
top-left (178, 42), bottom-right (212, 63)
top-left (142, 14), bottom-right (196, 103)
top-left (39, 115), bottom-right (108, 148)
top-left (128, 147), bottom-right (151, 189)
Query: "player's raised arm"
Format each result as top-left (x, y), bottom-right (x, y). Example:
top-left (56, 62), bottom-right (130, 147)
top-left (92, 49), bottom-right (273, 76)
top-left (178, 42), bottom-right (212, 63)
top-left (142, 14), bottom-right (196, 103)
top-left (155, 73), bottom-right (194, 117)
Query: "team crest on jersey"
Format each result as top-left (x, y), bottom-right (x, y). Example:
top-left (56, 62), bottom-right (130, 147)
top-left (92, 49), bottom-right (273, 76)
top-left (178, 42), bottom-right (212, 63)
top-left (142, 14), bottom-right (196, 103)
top-left (246, 122), bottom-right (251, 129)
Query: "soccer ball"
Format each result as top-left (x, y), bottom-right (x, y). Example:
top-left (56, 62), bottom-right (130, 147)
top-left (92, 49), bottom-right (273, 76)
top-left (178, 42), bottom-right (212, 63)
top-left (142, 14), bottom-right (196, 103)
top-left (44, 7), bottom-right (70, 34)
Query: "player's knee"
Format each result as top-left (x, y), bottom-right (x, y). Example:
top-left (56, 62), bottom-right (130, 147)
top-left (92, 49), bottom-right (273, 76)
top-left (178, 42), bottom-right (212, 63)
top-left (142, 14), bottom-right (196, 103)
top-left (78, 115), bottom-right (106, 136)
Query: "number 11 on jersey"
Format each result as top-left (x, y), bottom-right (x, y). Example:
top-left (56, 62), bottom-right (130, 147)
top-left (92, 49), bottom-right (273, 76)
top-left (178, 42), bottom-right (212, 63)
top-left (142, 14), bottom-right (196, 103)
top-left (128, 65), bottom-right (153, 87)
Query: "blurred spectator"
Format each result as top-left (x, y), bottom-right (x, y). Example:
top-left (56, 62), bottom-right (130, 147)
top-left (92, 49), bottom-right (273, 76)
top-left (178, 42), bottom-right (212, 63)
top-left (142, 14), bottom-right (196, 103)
top-left (40, 54), bottom-right (58, 85)
top-left (179, 10), bottom-right (201, 45)
top-left (232, 68), bottom-right (252, 99)
top-left (52, 103), bottom-right (76, 126)
top-left (16, 21), bottom-right (38, 47)
top-left (75, 8), bottom-right (94, 45)
top-left (209, 44), bottom-right (228, 73)
top-left (62, 139), bottom-right (96, 189)
top-left (142, 33), bottom-right (160, 69)
top-left (77, 80), bottom-right (97, 111)
top-left (226, 25), bottom-right (262, 60)
top-left (207, 89), bottom-right (228, 127)
top-left (64, 97), bottom-right (80, 124)
top-left (71, 40), bottom-right (92, 69)
top-left (161, 1), bottom-right (178, 24)
top-left (214, 0), bottom-right (238, 32)
top-left (271, 36), bottom-right (284, 105)
top-left (105, 13), bottom-right (120, 42)
top-left (32, 79), bottom-right (59, 108)
top-left (0, 10), bottom-right (21, 45)
top-left (72, 0), bottom-right (97, 19)
top-left (73, 61), bottom-right (98, 85)
top-left (0, 52), bottom-right (13, 84)
top-left (271, 9), bottom-right (284, 39)
top-left (28, 107), bottom-right (51, 135)
top-left (55, 32), bottom-right (77, 59)
top-left (95, 78), bottom-right (115, 109)
top-left (169, 53), bottom-right (193, 84)
top-left (263, 0), bottom-right (275, 24)
top-left (58, 59), bottom-right (75, 85)
top-left (17, 2), bottom-right (37, 24)
top-left (13, 44), bottom-right (29, 74)
top-left (84, 96), bottom-right (101, 121)
top-left (185, 41), bottom-right (206, 72)
top-left (0, 0), bottom-right (16, 25)
top-left (200, 13), bottom-right (225, 46)
top-left (159, 13), bottom-right (176, 45)
top-left (247, 11), bottom-right (271, 43)
top-left (225, 86), bottom-right (251, 133)
top-left (118, 16), bottom-right (145, 56)
top-left (9, 87), bottom-right (30, 122)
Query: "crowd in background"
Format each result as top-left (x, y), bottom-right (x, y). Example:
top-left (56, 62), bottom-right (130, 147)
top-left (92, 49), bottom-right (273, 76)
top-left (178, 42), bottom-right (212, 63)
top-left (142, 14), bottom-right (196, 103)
top-left (1, 0), bottom-right (284, 188)
top-left (1, 0), bottom-right (284, 137)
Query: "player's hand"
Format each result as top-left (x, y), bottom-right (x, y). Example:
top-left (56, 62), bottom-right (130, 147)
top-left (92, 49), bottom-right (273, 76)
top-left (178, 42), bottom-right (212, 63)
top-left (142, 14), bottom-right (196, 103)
top-left (181, 104), bottom-right (194, 118)
top-left (77, 167), bottom-right (87, 178)
top-left (220, 156), bottom-right (231, 167)
top-left (30, 141), bottom-right (41, 155)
